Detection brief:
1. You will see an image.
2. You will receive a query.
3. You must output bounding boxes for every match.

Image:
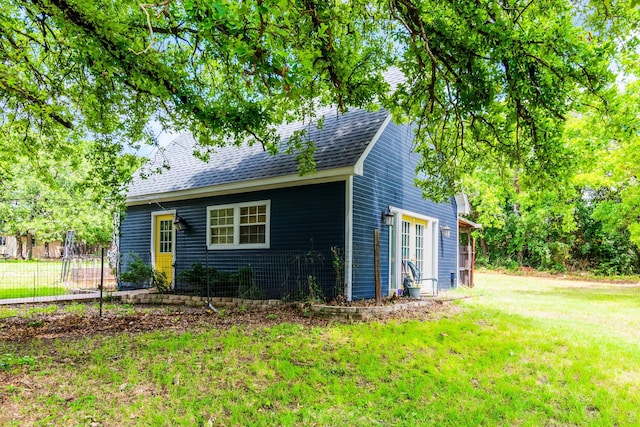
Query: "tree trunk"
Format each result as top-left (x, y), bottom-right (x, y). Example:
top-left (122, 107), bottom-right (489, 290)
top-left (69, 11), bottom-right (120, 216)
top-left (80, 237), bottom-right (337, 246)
top-left (15, 233), bottom-right (24, 259)
top-left (25, 232), bottom-right (33, 260)
top-left (513, 167), bottom-right (521, 214)
top-left (470, 237), bottom-right (476, 288)
top-left (479, 237), bottom-right (488, 257)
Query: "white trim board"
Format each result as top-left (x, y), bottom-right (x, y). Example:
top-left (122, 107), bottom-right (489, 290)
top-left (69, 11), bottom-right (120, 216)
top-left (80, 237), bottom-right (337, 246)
top-left (353, 114), bottom-right (393, 175)
top-left (127, 168), bottom-right (356, 206)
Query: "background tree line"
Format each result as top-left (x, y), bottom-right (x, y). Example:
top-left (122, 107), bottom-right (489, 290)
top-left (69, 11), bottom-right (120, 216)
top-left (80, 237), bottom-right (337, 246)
top-left (0, 130), bottom-right (140, 259)
top-left (466, 78), bottom-right (640, 275)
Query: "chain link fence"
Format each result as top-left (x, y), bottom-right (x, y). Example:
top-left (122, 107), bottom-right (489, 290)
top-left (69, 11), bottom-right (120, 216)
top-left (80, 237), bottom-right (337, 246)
top-left (2, 248), bottom-right (345, 306)
top-left (120, 248), bottom-right (346, 303)
top-left (0, 255), bottom-right (116, 303)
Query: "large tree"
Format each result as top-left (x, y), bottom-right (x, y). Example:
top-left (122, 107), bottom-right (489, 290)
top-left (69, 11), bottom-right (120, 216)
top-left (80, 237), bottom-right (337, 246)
top-left (463, 74), bottom-right (640, 273)
top-left (0, 0), bottom-right (637, 200)
top-left (0, 127), bottom-right (140, 257)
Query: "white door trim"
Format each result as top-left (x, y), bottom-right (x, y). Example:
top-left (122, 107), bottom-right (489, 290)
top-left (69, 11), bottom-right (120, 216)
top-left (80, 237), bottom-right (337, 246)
top-left (387, 206), bottom-right (439, 295)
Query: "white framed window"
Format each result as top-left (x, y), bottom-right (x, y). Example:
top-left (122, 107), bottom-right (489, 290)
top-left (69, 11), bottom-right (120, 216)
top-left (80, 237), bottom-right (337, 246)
top-left (207, 200), bottom-right (270, 250)
top-left (0, 236), bottom-right (6, 246)
top-left (401, 220), bottom-right (411, 263)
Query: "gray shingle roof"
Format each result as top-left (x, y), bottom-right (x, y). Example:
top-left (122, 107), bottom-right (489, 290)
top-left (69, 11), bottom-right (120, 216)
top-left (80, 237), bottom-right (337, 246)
top-left (127, 107), bottom-right (389, 198)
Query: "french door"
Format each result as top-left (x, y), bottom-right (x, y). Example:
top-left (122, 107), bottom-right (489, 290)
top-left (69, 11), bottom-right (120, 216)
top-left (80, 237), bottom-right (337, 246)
top-left (389, 211), bottom-right (438, 295)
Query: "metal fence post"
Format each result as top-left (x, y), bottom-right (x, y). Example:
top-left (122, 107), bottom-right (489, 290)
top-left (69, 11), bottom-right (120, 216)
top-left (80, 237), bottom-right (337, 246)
top-left (100, 247), bottom-right (104, 317)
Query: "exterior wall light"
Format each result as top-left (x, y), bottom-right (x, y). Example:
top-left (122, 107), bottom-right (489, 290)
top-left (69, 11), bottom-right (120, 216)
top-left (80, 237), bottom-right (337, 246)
top-left (382, 206), bottom-right (395, 227)
top-left (174, 214), bottom-right (188, 232)
top-left (441, 224), bottom-right (451, 238)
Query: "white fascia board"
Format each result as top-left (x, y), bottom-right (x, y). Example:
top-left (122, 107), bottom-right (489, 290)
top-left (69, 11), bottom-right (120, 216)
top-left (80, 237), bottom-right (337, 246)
top-left (354, 114), bottom-right (393, 175)
top-left (455, 193), bottom-right (471, 216)
top-left (126, 166), bottom-right (356, 206)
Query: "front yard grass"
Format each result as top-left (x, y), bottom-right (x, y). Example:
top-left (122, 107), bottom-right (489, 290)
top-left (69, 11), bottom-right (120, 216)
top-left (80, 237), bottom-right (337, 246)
top-left (0, 260), bottom-right (109, 299)
top-left (1, 272), bottom-right (639, 426)
top-left (0, 260), bottom-right (64, 299)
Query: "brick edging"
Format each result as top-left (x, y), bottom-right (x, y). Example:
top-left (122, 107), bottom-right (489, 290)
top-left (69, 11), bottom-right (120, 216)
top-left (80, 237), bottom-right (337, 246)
top-left (120, 293), bottom-right (283, 308)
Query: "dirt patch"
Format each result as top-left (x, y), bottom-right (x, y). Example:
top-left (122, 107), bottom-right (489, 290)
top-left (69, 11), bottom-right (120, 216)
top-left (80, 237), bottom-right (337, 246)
top-left (0, 300), bottom-right (454, 342)
top-left (328, 293), bottom-right (422, 306)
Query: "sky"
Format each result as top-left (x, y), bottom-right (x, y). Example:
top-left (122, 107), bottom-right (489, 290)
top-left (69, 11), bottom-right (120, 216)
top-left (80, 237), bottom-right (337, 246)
top-left (130, 121), bottom-right (180, 158)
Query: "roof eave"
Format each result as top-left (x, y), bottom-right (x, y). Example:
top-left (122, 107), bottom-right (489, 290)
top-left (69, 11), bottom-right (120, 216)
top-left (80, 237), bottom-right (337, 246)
top-left (126, 166), bottom-right (357, 206)
top-left (458, 217), bottom-right (482, 229)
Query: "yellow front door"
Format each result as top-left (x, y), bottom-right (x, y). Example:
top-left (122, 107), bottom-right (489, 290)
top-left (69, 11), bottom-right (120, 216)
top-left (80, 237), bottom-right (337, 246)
top-left (154, 214), bottom-right (174, 284)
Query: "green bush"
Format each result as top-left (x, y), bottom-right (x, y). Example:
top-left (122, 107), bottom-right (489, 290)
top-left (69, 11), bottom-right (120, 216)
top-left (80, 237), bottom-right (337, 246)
top-left (120, 253), bottom-right (171, 292)
top-left (153, 270), bottom-right (171, 293)
top-left (178, 263), bottom-right (262, 298)
top-left (120, 253), bottom-right (153, 287)
top-left (237, 267), bottom-right (263, 299)
top-left (177, 262), bottom-right (213, 290)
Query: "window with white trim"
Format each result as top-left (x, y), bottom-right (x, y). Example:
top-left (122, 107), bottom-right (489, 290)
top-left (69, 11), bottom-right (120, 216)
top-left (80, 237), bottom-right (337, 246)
top-left (207, 200), bottom-right (270, 249)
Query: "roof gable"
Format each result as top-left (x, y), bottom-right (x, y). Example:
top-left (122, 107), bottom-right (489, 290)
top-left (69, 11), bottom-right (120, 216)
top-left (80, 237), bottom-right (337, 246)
top-left (127, 107), bottom-right (390, 201)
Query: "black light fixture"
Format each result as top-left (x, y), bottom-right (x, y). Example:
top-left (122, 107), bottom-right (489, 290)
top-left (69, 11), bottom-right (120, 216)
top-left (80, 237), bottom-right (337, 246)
top-left (174, 214), bottom-right (188, 232)
top-left (382, 206), bottom-right (395, 227)
top-left (441, 224), bottom-right (451, 238)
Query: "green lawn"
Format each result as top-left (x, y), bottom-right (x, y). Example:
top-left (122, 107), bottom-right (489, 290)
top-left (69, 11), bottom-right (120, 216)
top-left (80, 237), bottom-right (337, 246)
top-left (1, 272), bottom-right (639, 426)
top-left (0, 260), bottom-right (108, 299)
top-left (0, 261), bottom-right (63, 299)
top-left (0, 286), bottom-right (68, 300)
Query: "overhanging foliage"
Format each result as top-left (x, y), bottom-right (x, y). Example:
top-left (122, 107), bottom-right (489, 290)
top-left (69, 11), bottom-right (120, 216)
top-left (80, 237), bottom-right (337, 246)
top-left (1, 0), bottom-right (636, 200)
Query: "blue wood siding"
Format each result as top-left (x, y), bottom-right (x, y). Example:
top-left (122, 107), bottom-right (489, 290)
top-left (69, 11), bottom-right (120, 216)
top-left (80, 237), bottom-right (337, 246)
top-left (119, 205), bottom-right (153, 267)
top-left (352, 121), bottom-right (458, 299)
top-left (121, 181), bottom-right (345, 298)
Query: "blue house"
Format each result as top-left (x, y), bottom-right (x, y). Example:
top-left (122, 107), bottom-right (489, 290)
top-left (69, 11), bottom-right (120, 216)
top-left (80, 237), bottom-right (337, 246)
top-left (120, 106), bottom-right (459, 301)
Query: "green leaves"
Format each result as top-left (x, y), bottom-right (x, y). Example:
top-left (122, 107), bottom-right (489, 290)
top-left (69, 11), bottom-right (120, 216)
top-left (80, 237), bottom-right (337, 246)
top-left (0, 130), bottom-right (141, 247)
top-left (0, 0), bottom-right (636, 204)
top-left (466, 74), bottom-right (640, 273)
